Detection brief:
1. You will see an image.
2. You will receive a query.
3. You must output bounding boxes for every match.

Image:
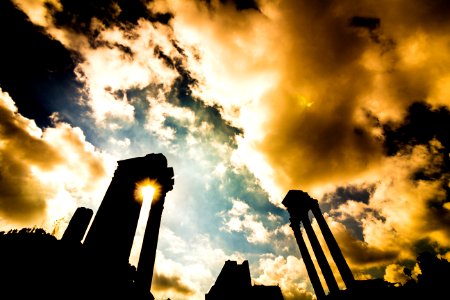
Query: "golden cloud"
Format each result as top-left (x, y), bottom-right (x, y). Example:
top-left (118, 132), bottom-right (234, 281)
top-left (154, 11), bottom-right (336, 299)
top-left (0, 88), bottom-right (113, 230)
top-left (152, 270), bottom-right (196, 296)
top-left (383, 264), bottom-right (411, 286)
top-left (254, 254), bottom-right (314, 300)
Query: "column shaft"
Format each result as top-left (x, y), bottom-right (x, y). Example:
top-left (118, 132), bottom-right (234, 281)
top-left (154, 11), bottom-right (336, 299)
top-left (300, 213), bottom-right (340, 293)
top-left (137, 193), bottom-right (166, 295)
top-left (311, 204), bottom-right (355, 289)
top-left (290, 220), bottom-right (326, 300)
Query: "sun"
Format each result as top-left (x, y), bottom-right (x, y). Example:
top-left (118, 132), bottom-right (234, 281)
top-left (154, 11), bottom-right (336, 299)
top-left (140, 185), bottom-right (155, 202)
top-left (135, 178), bottom-right (160, 203)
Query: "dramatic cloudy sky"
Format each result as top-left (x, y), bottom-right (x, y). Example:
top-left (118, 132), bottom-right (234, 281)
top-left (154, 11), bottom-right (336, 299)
top-left (1, 0), bottom-right (450, 299)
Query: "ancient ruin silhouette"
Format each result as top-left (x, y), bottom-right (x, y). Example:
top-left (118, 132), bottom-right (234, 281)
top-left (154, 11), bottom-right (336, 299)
top-left (282, 189), bottom-right (450, 300)
top-left (61, 206), bottom-right (93, 243)
top-left (0, 153), bottom-right (173, 299)
top-left (1, 155), bottom-right (450, 300)
top-left (283, 190), bottom-right (354, 299)
top-left (206, 260), bottom-right (284, 300)
top-left (83, 153), bottom-right (174, 299)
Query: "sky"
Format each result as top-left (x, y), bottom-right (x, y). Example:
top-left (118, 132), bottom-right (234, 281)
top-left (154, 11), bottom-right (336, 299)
top-left (1, 0), bottom-right (450, 299)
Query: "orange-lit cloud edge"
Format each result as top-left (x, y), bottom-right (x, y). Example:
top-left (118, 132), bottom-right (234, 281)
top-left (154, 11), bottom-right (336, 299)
top-left (2, 1), bottom-right (450, 299)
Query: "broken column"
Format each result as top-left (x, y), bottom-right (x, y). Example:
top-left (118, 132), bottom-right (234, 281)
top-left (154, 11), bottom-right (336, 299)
top-left (82, 153), bottom-right (174, 298)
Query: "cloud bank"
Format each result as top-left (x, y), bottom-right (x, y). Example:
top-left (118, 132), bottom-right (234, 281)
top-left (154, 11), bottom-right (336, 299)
top-left (3, 0), bottom-right (450, 299)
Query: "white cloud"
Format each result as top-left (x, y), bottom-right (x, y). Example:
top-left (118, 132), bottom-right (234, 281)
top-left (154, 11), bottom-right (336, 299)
top-left (333, 200), bottom-right (370, 221)
top-left (254, 254), bottom-right (315, 300)
top-left (151, 231), bottom-right (245, 300)
top-left (12, 0), bottom-right (61, 27)
top-left (145, 90), bottom-right (196, 145)
top-left (74, 20), bottom-right (180, 126)
top-left (220, 198), bottom-right (271, 244)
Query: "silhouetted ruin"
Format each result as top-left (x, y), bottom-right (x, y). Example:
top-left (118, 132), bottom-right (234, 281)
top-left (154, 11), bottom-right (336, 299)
top-left (61, 206), bottom-right (93, 243)
top-left (283, 189), bottom-right (450, 300)
top-left (206, 260), bottom-right (284, 300)
top-left (83, 153), bottom-right (174, 299)
top-left (1, 157), bottom-right (450, 300)
top-left (283, 190), bottom-right (354, 299)
top-left (0, 153), bottom-right (173, 300)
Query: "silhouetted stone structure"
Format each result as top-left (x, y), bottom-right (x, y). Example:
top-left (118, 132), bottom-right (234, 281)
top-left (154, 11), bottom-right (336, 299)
top-left (61, 206), bottom-right (93, 243)
top-left (4, 149), bottom-right (450, 300)
top-left (81, 153), bottom-right (174, 299)
top-left (206, 260), bottom-right (284, 300)
top-left (281, 190), bottom-right (450, 300)
top-left (282, 190), bottom-right (354, 299)
top-left (0, 153), bottom-right (174, 299)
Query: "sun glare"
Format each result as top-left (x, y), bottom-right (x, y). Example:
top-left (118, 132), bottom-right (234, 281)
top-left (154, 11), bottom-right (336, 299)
top-left (135, 178), bottom-right (160, 203)
top-left (141, 185), bottom-right (155, 202)
top-left (130, 178), bottom-right (161, 266)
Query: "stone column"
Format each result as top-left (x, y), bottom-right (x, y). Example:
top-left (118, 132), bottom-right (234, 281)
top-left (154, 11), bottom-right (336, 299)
top-left (136, 165), bottom-right (174, 298)
top-left (311, 201), bottom-right (355, 289)
top-left (136, 192), bottom-right (166, 296)
top-left (290, 218), bottom-right (326, 300)
top-left (300, 213), bottom-right (340, 293)
top-left (62, 207), bottom-right (93, 244)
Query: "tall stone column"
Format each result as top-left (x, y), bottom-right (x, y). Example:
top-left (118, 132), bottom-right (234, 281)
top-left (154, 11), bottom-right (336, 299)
top-left (136, 192), bottom-right (166, 297)
top-left (82, 153), bottom-right (174, 299)
top-left (311, 201), bottom-right (355, 289)
top-left (136, 165), bottom-right (174, 298)
top-left (290, 218), bottom-right (326, 300)
top-left (283, 189), bottom-right (357, 298)
top-left (300, 213), bottom-right (340, 293)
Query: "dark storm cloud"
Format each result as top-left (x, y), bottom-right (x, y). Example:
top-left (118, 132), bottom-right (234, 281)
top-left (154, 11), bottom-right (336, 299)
top-left (383, 102), bottom-right (450, 158)
top-left (119, 74), bottom-right (241, 148)
top-left (349, 16), bottom-right (380, 31)
top-left (48, 0), bottom-right (172, 37)
top-left (383, 101), bottom-right (450, 197)
top-left (256, 0), bottom-right (386, 191)
top-left (219, 166), bottom-right (287, 233)
top-left (162, 56), bottom-right (243, 143)
top-left (236, 0), bottom-right (450, 202)
top-left (382, 101), bottom-right (450, 230)
top-left (340, 233), bottom-right (399, 268)
top-left (323, 185), bottom-right (374, 208)
top-left (193, 103), bottom-right (242, 144)
top-left (201, 0), bottom-right (260, 11)
top-left (321, 185), bottom-right (376, 240)
top-left (154, 40), bottom-right (243, 143)
top-left (0, 0), bottom-right (81, 128)
top-left (324, 216), bottom-right (401, 269)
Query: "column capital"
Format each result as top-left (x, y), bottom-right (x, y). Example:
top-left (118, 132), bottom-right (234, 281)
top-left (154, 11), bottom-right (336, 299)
top-left (282, 190), bottom-right (317, 220)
